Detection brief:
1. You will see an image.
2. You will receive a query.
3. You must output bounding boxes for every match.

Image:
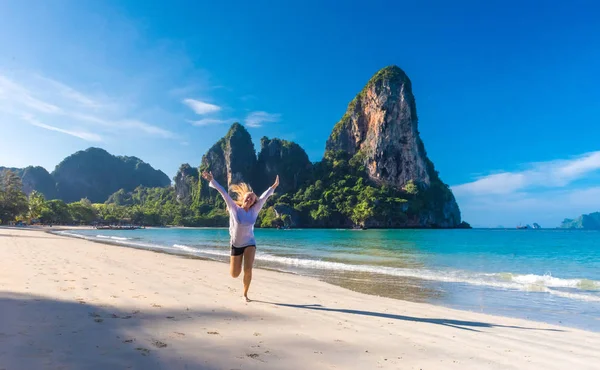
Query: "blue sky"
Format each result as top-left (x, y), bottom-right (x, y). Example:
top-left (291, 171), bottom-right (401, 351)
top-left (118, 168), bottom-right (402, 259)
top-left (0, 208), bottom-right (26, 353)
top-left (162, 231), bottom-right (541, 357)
top-left (1, 0), bottom-right (599, 227)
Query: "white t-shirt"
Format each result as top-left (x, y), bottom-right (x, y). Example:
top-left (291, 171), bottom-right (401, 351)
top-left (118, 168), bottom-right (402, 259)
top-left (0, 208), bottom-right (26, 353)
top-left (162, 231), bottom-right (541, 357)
top-left (209, 179), bottom-right (275, 248)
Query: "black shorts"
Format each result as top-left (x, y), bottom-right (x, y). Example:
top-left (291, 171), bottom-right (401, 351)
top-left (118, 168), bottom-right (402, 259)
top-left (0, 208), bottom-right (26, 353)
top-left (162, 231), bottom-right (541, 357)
top-left (231, 245), bottom-right (256, 256)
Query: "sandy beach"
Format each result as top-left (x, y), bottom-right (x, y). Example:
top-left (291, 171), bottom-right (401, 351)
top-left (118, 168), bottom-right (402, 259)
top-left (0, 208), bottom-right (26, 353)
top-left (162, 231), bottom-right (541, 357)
top-left (1, 228), bottom-right (599, 370)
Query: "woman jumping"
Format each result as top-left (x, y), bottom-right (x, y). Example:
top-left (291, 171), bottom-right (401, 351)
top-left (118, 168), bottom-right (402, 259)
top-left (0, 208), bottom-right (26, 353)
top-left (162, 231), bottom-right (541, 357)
top-left (201, 171), bottom-right (279, 302)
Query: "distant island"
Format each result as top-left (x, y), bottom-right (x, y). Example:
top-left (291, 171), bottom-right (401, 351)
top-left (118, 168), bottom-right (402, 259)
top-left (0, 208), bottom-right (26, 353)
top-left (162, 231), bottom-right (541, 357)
top-left (560, 212), bottom-right (600, 230)
top-left (1, 66), bottom-right (470, 229)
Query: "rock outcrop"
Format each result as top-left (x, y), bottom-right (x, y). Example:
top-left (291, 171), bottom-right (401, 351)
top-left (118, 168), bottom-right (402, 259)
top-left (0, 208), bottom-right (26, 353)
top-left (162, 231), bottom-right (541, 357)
top-left (273, 204), bottom-right (300, 227)
top-left (326, 65), bottom-right (461, 227)
top-left (256, 137), bottom-right (312, 195)
top-left (20, 166), bottom-right (57, 199)
top-left (178, 66), bottom-right (464, 228)
top-left (174, 164), bottom-right (199, 204)
top-left (0, 166), bottom-right (57, 199)
top-left (198, 125), bottom-right (313, 200)
top-left (326, 66), bottom-right (430, 188)
top-left (199, 123), bottom-right (258, 198)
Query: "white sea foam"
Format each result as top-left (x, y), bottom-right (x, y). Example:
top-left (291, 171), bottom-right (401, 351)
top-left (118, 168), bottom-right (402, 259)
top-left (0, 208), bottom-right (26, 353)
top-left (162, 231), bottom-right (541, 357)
top-left (95, 235), bottom-right (130, 241)
top-left (171, 244), bottom-right (600, 300)
top-left (495, 273), bottom-right (600, 291)
top-left (57, 231), bottom-right (88, 239)
top-left (58, 232), bottom-right (600, 303)
top-left (172, 244), bottom-right (229, 257)
top-left (545, 289), bottom-right (600, 302)
top-left (255, 254), bottom-right (600, 301)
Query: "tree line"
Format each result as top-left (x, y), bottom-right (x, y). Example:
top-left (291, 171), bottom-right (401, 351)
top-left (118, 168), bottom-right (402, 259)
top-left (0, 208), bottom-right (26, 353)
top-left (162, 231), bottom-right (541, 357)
top-left (0, 169), bottom-right (227, 226)
top-left (1, 151), bottom-right (466, 228)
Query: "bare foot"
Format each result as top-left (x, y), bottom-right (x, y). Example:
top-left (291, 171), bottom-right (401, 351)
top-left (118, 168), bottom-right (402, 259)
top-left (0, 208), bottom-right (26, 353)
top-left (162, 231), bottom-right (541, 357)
top-left (244, 295), bottom-right (251, 303)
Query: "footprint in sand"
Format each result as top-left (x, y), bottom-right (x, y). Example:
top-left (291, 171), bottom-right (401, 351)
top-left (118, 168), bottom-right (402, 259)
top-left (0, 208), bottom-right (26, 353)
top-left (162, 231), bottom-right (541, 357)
top-left (151, 304), bottom-right (162, 308)
top-left (151, 340), bottom-right (167, 348)
top-left (207, 331), bottom-right (219, 335)
top-left (123, 338), bottom-right (135, 343)
top-left (135, 347), bottom-right (150, 356)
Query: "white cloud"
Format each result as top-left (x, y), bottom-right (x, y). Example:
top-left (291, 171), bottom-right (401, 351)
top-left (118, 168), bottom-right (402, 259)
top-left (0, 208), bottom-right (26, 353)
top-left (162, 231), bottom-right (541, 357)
top-left (0, 72), bottom-right (176, 140)
top-left (182, 98), bottom-right (221, 115)
top-left (120, 120), bottom-right (175, 139)
top-left (457, 186), bottom-right (600, 227)
top-left (556, 152), bottom-right (600, 180)
top-left (188, 118), bottom-right (231, 127)
top-left (0, 75), bottom-right (62, 114)
top-left (22, 115), bottom-right (102, 142)
top-left (35, 75), bottom-right (104, 109)
top-left (452, 151), bottom-right (600, 196)
top-left (452, 151), bottom-right (600, 227)
top-left (244, 111), bottom-right (281, 128)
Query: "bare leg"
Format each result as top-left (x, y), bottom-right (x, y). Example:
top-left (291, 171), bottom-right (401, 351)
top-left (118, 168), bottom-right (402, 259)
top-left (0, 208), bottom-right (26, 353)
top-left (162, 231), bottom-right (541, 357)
top-left (230, 255), bottom-right (243, 278)
top-left (242, 246), bottom-right (256, 302)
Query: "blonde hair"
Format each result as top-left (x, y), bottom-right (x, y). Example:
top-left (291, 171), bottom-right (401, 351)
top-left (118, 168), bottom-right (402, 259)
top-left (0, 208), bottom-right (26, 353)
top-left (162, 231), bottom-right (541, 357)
top-left (229, 182), bottom-right (255, 207)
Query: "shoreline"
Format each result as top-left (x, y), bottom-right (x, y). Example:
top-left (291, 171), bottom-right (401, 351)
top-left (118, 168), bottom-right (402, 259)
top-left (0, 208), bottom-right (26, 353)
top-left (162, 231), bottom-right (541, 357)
top-left (51, 226), bottom-right (600, 332)
top-left (51, 228), bottom-right (301, 279)
top-left (1, 227), bottom-right (599, 369)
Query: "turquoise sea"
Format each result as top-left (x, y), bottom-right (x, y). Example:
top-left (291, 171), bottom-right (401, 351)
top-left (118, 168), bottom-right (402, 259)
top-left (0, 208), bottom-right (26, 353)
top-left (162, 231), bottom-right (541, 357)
top-left (60, 228), bottom-right (600, 331)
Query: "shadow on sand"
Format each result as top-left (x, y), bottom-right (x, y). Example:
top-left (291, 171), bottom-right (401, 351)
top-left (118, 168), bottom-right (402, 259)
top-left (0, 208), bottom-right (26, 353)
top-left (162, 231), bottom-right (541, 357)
top-left (0, 292), bottom-right (251, 369)
top-left (254, 301), bottom-right (565, 333)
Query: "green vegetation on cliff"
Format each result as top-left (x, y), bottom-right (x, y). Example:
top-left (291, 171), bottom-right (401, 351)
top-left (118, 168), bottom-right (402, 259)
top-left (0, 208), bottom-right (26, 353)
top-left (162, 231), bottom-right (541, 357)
top-left (329, 66), bottom-right (411, 144)
top-left (255, 137), bottom-right (312, 194)
top-left (2, 148), bottom-right (170, 204)
top-left (274, 150), bottom-right (410, 227)
top-left (0, 66), bottom-right (466, 229)
top-left (0, 166), bottom-right (57, 199)
top-left (0, 147), bottom-right (465, 228)
top-left (53, 147), bottom-right (171, 203)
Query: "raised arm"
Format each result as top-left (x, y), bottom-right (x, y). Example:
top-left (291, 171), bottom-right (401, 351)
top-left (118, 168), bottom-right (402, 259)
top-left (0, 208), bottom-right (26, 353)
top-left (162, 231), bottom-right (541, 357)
top-left (202, 171), bottom-right (237, 211)
top-left (253, 175), bottom-right (279, 212)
